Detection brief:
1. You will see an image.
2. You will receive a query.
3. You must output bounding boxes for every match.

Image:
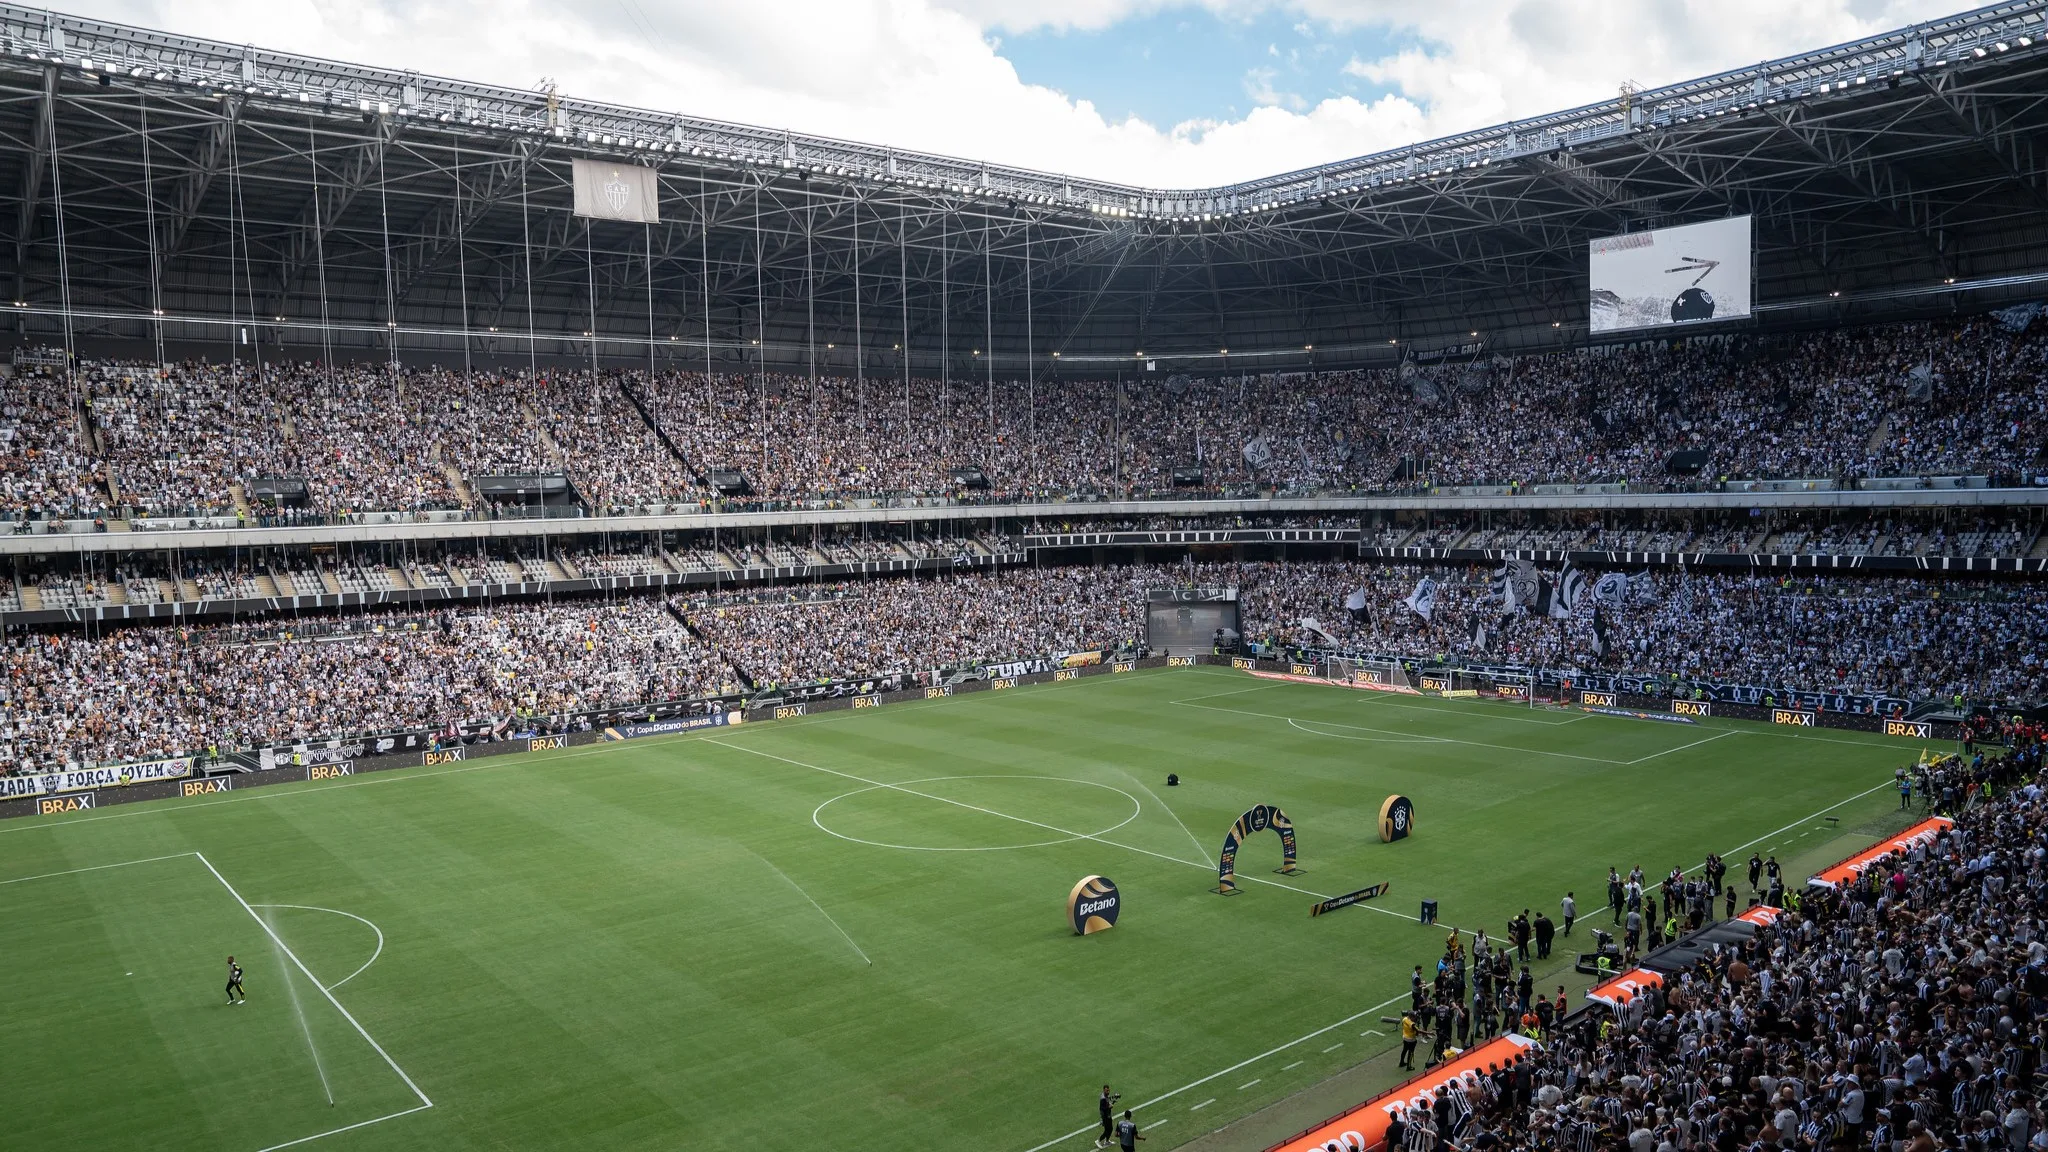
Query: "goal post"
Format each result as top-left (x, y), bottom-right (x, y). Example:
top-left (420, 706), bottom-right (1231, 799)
top-left (1327, 656), bottom-right (1414, 690)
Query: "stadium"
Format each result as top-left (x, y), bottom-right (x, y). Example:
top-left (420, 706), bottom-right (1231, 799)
top-left (1, 1), bottom-right (2046, 1149)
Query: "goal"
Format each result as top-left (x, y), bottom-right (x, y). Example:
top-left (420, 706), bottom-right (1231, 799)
top-left (1327, 656), bottom-right (1415, 691)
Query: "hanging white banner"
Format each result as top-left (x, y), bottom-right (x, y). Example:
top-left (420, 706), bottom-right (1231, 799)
top-left (571, 159), bottom-right (660, 223)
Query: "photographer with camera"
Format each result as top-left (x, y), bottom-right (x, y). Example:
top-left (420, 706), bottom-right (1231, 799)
top-left (1097, 1085), bottom-right (1121, 1147)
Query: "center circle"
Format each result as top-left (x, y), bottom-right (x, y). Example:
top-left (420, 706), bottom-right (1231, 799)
top-left (812, 775), bottom-right (1143, 852)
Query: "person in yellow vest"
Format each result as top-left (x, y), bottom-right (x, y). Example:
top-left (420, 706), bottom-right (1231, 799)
top-left (1398, 1011), bottom-right (1427, 1070)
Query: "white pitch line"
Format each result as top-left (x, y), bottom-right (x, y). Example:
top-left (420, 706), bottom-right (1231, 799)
top-left (1191, 1099), bottom-right (1216, 1111)
top-left (249, 1103), bottom-right (434, 1152)
top-left (1173, 700), bottom-right (1632, 765)
top-left (249, 904), bottom-right (386, 992)
top-left (1624, 729), bottom-right (1735, 765)
top-left (706, 738), bottom-right (1336, 902)
top-left (750, 851), bottom-right (872, 966)
top-left (1145, 1119), bottom-right (1171, 1130)
top-left (1322, 1043), bottom-right (1343, 1053)
top-left (0, 850), bottom-right (197, 886)
top-left (1238, 1079), bottom-right (1261, 1090)
top-left (196, 853), bottom-right (433, 1110)
top-left (1682, 778), bottom-right (1897, 876)
top-left (1361, 1029), bottom-right (1386, 1037)
top-left (1112, 769), bottom-right (1215, 864)
top-left (1286, 717), bottom-right (1445, 745)
top-left (1169, 685), bottom-right (1275, 704)
top-left (1016, 991), bottom-right (1408, 1152)
top-left (1282, 1060), bottom-right (1304, 1071)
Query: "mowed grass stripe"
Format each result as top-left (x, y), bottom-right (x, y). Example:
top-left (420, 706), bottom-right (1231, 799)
top-left (0, 668), bottom-right (1921, 1152)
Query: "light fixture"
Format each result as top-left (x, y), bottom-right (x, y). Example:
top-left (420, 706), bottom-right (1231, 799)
top-left (1470, 331), bottom-right (1478, 337)
top-left (1829, 291), bottom-right (1841, 298)
top-left (1304, 344), bottom-right (1313, 351)
top-left (1551, 322), bottom-right (1561, 328)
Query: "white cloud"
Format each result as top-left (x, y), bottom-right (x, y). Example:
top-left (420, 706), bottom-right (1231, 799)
top-left (43, 0), bottom-right (1968, 187)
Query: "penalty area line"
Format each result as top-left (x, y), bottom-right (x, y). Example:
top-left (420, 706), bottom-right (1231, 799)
top-left (249, 1102), bottom-right (434, 1152)
top-left (0, 850), bottom-right (198, 886)
top-left (196, 853), bottom-right (433, 1110)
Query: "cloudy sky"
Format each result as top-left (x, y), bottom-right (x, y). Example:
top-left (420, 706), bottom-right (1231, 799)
top-left (53, 0), bottom-right (1969, 186)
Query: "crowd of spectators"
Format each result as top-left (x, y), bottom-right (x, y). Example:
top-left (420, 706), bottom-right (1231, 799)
top-left (4, 560), bottom-right (2048, 773)
top-left (1380, 738), bottom-right (2048, 1152)
top-left (3, 311), bottom-right (2040, 519)
top-left (1235, 561), bottom-right (2048, 705)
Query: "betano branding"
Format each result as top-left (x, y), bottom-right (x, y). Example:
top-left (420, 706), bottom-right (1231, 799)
top-left (1272, 1034), bottom-right (1541, 1152)
top-left (1067, 875), bottom-right (1120, 935)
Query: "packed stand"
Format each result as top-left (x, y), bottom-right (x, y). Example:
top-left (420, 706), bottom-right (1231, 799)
top-left (1381, 736), bottom-right (2047, 1152)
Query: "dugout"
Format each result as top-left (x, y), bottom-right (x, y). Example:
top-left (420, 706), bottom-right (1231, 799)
top-left (1145, 587), bottom-right (1240, 656)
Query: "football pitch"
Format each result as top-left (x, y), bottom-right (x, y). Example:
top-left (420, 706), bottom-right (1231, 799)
top-left (1, 667), bottom-right (1923, 1151)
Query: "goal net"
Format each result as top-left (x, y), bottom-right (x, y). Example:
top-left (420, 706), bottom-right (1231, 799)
top-left (1327, 656), bottom-right (1415, 691)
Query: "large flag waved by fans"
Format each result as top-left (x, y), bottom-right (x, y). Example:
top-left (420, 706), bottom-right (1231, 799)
top-left (1590, 570), bottom-right (1631, 608)
top-left (1554, 563), bottom-right (1587, 619)
top-left (1403, 577), bottom-right (1438, 621)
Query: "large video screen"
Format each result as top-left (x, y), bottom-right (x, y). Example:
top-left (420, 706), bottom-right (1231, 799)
top-left (1588, 215), bottom-right (1752, 333)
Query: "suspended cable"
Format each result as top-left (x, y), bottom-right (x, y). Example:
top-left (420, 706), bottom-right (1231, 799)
top-left (138, 96), bottom-right (164, 366)
top-left (454, 134), bottom-right (472, 376)
top-left (306, 118), bottom-right (334, 384)
top-left (520, 164), bottom-right (538, 380)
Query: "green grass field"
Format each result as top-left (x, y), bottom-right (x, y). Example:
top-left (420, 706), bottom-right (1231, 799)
top-left (1, 667), bottom-right (1926, 1152)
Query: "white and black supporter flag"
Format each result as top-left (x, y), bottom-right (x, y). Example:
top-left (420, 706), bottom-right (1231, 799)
top-left (1552, 563), bottom-right (1587, 620)
top-left (1241, 435), bottom-right (1274, 471)
top-left (1471, 617), bottom-right (1493, 652)
top-left (1343, 585), bottom-right (1371, 625)
top-left (1592, 607), bottom-right (1613, 661)
top-left (1589, 570), bottom-right (1631, 609)
top-left (1403, 577), bottom-right (1438, 621)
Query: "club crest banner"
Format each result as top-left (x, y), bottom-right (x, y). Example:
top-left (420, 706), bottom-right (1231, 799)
top-left (572, 159), bottom-right (660, 223)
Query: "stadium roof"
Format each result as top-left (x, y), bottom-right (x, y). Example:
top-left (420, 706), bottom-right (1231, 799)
top-left (2, 1), bottom-right (2047, 375)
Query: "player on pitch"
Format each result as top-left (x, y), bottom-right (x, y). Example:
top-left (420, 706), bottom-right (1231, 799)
top-left (225, 956), bottom-right (246, 1005)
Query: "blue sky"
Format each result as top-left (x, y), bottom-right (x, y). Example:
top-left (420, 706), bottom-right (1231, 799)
top-left (998, 8), bottom-right (1412, 128)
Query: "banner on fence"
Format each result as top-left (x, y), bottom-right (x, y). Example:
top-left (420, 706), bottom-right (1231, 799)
top-left (0, 757), bottom-right (194, 800)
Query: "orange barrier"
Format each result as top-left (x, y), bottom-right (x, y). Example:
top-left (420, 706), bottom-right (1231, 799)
top-left (1266, 1034), bottom-right (1540, 1152)
top-left (1808, 815), bottom-right (1953, 889)
top-left (1584, 967), bottom-right (1663, 1008)
top-left (1735, 904), bottom-right (1784, 926)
